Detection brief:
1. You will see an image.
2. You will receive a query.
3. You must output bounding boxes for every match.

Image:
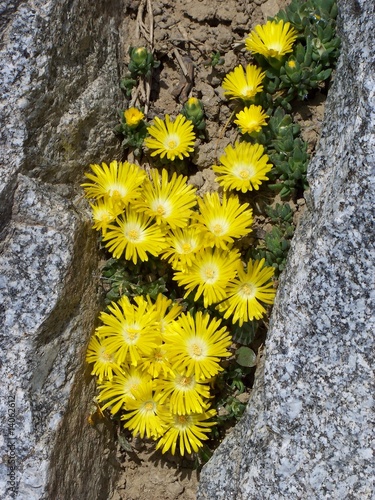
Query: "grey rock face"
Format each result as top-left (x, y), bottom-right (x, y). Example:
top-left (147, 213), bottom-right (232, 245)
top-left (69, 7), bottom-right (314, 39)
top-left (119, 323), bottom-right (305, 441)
top-left (0, 176), bottom-right (117, 500)
top-left (198, 1), bottom-right (375, 499)
top-left (0, 0), bottom-right (124, 231)
top-left (0, 1), bottom-right (127, 499)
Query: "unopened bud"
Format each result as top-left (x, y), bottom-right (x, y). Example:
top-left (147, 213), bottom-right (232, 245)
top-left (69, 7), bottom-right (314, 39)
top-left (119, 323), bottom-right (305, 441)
top-left (124, 107), bottom-right (144, 128)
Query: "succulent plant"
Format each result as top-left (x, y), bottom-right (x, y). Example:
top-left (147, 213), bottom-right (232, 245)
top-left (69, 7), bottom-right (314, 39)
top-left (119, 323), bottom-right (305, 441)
top-left (127, 46), bottom-right (160, 78)
top-left (181, 97), bottom-right (207, 132)
top-left (279, 37), bottom-right (333, 100)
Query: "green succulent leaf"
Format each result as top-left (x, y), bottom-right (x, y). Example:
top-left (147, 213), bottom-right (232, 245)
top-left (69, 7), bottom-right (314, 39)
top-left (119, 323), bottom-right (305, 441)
top-left (236, 347), bottom-right (257, 368)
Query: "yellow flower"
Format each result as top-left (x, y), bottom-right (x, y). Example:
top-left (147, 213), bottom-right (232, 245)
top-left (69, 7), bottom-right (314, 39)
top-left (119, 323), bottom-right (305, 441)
top-left (86, 335), bottom-right (120, 382)
top-left (217, 258), bottom-right (276, 325)
top-left (97, 295), bottom-right (161, 366)
top-left (213, 141), bottom-right (272, 193)
top-left (173, 247), bottom-right (241, 307)
top-left (147, 293), bottom-right (183, 338)
top-left (135, 169), bottom-right (197, 228)
top-left (222, 64), bottom-right (265, 101)
top-left (245, 20), bottom-right (298, 59)
top-left (194, 192), bottom-right (253, 250)
top-left (164, 311), bottom-right (232, 380)
top-left (97, 367), bottom-right (151, 414)
top-left (124, 107), bottom-right (145, 127)
top-left (81, 160), bottom-right (146, 209)
top-left (89, 198), bottom-right (123, 235)
top-left (160, 226), bottom-right (204, 270)
top-left (156, 369), bottom-right (211, 415)
top-left (144, 114), bottom-right (196, 161)
top-left (234, 105), bottom-right (269, 135)
top-left (173, 247), bottom-right (240, 307)
top-left (103, 206), bottom-right (167, 264)
top-left (139, 345), bottom-right (173, 379)
top-left (121, 381), bottom-right (169, 439)
top-left (156, 408), bottom-right (217, 456)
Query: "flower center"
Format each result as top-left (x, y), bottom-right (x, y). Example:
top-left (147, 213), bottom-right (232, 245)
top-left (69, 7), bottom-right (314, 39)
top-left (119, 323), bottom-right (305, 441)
top-left (108, 185), bottom-right (127, 203)
top-left (175, 414), bottom-right (191, 429)
top-left (110, 189), bottom-right (120, 198)
top-left (235, 163), bottom-right (255, 180)
top-left (192, 344), bottom-right (202, 356)
top-left (188, 339), bottom-right (207, 360)
top-left (205, 268), bottom-right (215, 280)
top-left (124, 325), bottom-right (140, 343)
top-left (96, 210), bottom-right (113, 224)
top-left (209, 218), bottom-right (229, 237)
top-left (154, 349), bottom-right (165, 361)
top-left (165, 134), bottom-right (180, 151)
top-left (128, 229), bottom-right (140, 241)
top-left (176, 374), bottom-right (194, 390)
top-left (213, 223), bottom-right (223, 235)
top-left (201, 263), bottom-right (219, 284)
top-left (267, 44), bottom-right (283, 56)
top-left (100, 349), bottom-right (114, 363)
top-left (240, 282), bottom-right (256, 298)
top-left (245, 87), bottom-right (255, 97)
top-left (125, 377), bottom-right (142, 396)
top-left (151, 198), bottom-right (172, 218)
top-left (144, 401), bottom-right (155, 412)
top-left (182, 242), bottom-right (192, 253)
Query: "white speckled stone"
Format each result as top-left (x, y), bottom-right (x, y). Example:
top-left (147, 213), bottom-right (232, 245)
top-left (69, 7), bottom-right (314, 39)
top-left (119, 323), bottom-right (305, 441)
top-left (198, 1), bottom-right (375, 498)
top-left (0, 176), bottom-right (117, 500)
top-left (0, 0), bottom-right (126, 497)
top-left (0, 0), bottom-right (124, 232)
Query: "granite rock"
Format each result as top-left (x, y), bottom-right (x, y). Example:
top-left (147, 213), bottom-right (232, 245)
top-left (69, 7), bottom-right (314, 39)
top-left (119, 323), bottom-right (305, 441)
top-left (0, 0), bottom-right (128, 498)
top-left (0, 0), bottom-right (125, 232)
top-left (197, 0), bottom-right (375, 498)
top-left (0, 175), bottom-right (118, 500)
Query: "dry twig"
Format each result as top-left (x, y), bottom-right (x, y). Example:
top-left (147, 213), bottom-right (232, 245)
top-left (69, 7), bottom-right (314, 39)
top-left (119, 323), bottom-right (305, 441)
top-left (133, 0), bottom-right (155, 115)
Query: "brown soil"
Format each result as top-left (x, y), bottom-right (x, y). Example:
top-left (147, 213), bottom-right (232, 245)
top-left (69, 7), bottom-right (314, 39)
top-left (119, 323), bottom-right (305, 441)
top-left (108, 0), bottom-right (326, 498)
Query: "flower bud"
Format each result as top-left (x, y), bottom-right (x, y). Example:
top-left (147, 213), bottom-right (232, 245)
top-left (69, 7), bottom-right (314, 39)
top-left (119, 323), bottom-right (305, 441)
top-left (124, 107), bottom-right (145, 128)
top-left (181, 98), bottom-right (205, 130)
top-left (130, 47), bottom-right (148, 66)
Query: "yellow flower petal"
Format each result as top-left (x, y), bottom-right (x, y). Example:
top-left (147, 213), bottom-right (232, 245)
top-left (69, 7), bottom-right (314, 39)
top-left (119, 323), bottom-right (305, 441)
top-left (163, 311), bottom-right (232, 380)
top-left (173, 247), bottom-right (241, 308)
top-left (81, 160), bottom-right (146, 209)
top-left (156, 408), bottom-right (217, 456)
top-left (103, 206), bottom-right (167, 264)
top-left (222, 64), bottom-right (265, 101)
top-left (134, 169), bottom-right (197, 228)
top-left (124, 107), bottom-right (145, 127)
top-left (144, 114), bottom-right (196, 161)
top-left (217, 258), bottom-right (276, 325)
top-left (213, 141), bottom-right (272, 193)
top-left (245, 20), bottom-right (298, 59)
top-left (193, 192), bottom-right (253, 250)
top-left (234, 105), bottom-right (269, 135)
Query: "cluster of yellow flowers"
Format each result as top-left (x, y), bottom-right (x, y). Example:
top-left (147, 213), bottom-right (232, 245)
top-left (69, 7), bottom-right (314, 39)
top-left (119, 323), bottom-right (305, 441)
top-left (142, 108), bottom-right (274, 192)
top-left (87, 296), bottom-right (230, 455)
top-left (82, 162), bottom-right (276, 325)
top-left (83, 18), bottom-right (298, 456)
top-left (83, 161), bottom-right (275, 455)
